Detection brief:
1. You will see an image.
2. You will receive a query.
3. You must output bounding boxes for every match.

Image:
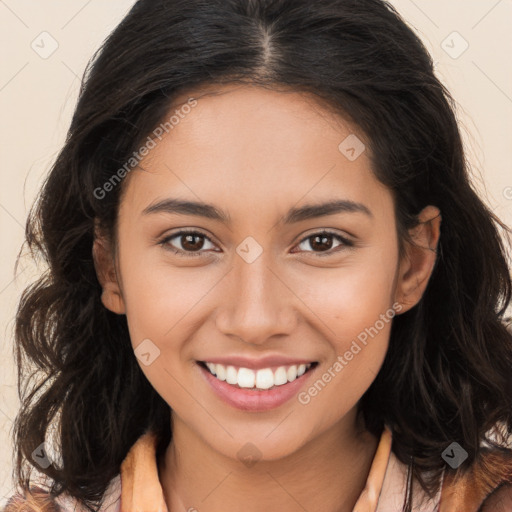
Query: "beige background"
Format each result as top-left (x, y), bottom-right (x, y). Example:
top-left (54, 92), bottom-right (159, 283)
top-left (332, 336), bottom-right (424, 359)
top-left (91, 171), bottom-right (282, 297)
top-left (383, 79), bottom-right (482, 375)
top-left (1, 0), bottom-right (511, 505)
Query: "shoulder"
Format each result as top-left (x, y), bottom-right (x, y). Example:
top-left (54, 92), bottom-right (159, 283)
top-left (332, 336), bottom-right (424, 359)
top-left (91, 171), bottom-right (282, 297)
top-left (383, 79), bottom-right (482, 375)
top-left (441, 445), bottom-right (512, 511)
top-left (2, 477), bottom-right (121, 512)
top-left (377, 448), bottom-right (442, 511)
top-left (480, 484), bottom-right (512, 512)
top-left (2, 486), bottom-right (63, 512)
top-left (377, 441), bottom-right (512, 511)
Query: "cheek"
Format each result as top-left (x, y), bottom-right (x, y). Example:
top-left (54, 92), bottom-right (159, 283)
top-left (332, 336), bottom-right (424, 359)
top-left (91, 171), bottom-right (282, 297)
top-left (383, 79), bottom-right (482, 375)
top-left (117, 250), bottom-right (218, 409)
top-left (296, 244), bottom-right (398, 342)
top-left (297, 281), bottom-right (394, 428)
top-left (117, 227), bottom-right (217, 344)
top-left (291, 248), bottom-right (396, 413)
top-left (297, 335), bottom-right (388, 433)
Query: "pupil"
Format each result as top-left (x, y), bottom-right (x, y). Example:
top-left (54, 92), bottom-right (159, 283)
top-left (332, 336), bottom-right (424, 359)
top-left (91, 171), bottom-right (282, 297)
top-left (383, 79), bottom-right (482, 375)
top-left (183, 234), bottom-right (203, 251)
top-left (311, 235), bottom-right (332, 251)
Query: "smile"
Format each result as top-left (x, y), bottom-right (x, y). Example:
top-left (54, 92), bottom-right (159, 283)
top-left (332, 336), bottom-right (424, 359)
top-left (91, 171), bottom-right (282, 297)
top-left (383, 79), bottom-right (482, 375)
top-left (200, 361), bottom-right (316, 390)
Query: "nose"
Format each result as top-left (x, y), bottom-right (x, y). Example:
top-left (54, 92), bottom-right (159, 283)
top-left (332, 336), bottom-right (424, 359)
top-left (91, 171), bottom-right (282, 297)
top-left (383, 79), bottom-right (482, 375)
top-left (215, 253), bottom-right (298, 345)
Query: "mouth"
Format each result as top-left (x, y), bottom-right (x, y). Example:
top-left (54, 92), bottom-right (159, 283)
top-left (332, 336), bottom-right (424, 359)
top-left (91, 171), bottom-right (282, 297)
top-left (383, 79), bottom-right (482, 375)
top-left (196, 360), bottom-right (319, 391)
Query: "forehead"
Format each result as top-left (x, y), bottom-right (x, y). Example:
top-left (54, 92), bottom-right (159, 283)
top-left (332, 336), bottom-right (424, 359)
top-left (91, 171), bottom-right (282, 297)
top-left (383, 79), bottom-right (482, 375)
top-left (119, 83), bottom-right (392, 221)
top-left (164, 82), bottom-right (362, 157)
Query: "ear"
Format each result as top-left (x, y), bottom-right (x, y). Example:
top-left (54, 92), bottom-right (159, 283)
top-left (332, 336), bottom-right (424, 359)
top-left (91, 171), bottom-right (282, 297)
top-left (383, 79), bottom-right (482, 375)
top-left (92, 221), bottom-right (126, 315)
top-left (394, 205), bottom-right (441, 314)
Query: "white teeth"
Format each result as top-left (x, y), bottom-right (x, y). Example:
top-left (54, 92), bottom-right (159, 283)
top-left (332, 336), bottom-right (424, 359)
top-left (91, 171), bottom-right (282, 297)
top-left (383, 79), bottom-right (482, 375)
top-left (287, 365), bottom-right (297, 382)
top-left (214, 364), bottom-right (226, 381)
top-left (226, 365), bottom-right (238, 385)
top-left (238, 367), bottom-right (255, 388)
top-left (273, 366), bottom-right (288, 386)
top-left (255, 368), bottom-right (274, 390)
top-left (203, 362), bottom-right (313, 390)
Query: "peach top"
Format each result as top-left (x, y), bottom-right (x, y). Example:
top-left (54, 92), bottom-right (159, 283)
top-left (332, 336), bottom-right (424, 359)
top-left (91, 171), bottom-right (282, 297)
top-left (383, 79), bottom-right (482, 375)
top-left (5, 425), bottom-right (512, 511)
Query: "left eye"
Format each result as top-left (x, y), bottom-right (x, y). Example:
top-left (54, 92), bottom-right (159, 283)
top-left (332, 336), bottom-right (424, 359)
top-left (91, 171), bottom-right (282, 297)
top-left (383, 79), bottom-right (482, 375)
top-left (293, 231), bottom-right (353, 255)
top-left (160, 231), bottom-right (217, 256)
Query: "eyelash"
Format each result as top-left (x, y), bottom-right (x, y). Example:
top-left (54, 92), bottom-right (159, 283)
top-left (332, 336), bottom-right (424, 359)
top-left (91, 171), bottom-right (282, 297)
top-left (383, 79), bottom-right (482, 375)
top-left (158, 229), bottom-right (354, 258)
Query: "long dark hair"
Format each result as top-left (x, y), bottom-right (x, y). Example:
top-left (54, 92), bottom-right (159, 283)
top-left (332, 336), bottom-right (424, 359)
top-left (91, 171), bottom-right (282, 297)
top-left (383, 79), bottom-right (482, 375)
top-left (10, 0), bottom-right (512, 511)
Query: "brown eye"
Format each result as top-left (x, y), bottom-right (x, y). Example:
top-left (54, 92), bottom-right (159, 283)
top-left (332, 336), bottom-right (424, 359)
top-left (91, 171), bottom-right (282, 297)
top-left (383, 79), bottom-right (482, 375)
top-left (179, 233), bottom-right (206, 251)
top-left (294, 231), bottom-right (353, 255)
top-left (160, 230), bottom-right (216, 256)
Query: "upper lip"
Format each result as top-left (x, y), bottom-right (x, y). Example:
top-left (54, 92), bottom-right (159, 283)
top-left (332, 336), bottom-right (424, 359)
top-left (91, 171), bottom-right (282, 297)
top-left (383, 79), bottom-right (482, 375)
top-left (199, 355), bottom-right (317, 370)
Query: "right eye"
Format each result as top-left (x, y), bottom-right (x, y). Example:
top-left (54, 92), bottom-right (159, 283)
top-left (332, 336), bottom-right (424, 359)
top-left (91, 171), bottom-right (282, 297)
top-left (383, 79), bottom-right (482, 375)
top-left (159, 230), bottom-right (218, 257)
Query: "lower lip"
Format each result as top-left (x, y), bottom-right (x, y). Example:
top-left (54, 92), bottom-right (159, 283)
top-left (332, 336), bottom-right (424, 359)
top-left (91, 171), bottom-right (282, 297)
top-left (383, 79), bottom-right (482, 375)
top-left (197, 362), bottom-right (317, 412)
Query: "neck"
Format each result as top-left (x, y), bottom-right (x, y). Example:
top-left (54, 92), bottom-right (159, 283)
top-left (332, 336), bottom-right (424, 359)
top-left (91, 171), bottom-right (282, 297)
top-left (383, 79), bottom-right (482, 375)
top-left (158, 409), bottom-right (379, 512)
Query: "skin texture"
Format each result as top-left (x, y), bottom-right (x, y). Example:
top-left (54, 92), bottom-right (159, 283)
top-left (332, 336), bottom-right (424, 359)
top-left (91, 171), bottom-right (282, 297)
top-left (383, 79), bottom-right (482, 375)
top-left (93, 83), bottom-right (441, 512)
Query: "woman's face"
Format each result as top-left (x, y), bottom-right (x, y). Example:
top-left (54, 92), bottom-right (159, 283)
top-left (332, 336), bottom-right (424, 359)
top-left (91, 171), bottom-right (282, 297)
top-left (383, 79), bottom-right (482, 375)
top-left (95, 83), bottom-right (439, 461)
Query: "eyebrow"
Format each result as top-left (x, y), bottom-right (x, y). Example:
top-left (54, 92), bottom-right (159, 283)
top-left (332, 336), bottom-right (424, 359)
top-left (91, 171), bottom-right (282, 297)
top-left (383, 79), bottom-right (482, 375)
top-left (141, 198), bottom-right (373, 223)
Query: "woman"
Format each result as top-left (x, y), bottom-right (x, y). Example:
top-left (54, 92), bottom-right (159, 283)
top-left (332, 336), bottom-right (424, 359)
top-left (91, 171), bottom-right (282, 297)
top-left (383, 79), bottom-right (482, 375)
top-left (3, 0), bottom-right (512, 511)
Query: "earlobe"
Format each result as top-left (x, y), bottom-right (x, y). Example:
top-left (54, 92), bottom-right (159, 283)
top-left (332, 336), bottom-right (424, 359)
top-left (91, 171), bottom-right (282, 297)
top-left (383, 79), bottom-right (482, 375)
top-left (92, 226), bottom-right (126, 315)
top-left (395, 205), bottom-right (441, 313)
